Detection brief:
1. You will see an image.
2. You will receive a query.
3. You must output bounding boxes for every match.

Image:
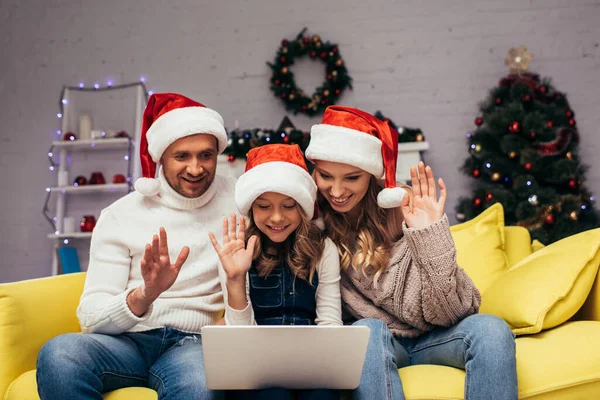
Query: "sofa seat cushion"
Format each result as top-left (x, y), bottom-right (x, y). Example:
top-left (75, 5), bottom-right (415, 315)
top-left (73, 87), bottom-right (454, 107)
top-left (5, 370), bottom-right (157, 400)
top-left (399, 364), bottom-right (465, 399)
top-left (515, 321), bottom-right (600, 399)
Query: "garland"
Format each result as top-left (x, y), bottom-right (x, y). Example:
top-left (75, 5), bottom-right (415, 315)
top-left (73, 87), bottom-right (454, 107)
top-left (268, 28), bottom-right (352, 117)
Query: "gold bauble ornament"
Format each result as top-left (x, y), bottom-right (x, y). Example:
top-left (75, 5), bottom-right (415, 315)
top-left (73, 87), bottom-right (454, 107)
top-left (332, 70), bottom-right (338, 76)
top-left (566, 152), bottom-right (573, 160)
top-left (288, 94), bottom-right (295, 100)
top-left (509, 152), bottom-right (517, 159)
top-left (570, 211), bottom-right (578, 221)
top-left (336, 59), bottom-right (344, 67)
top-left (475, 144), bottom-right (482, 152)
top-left (282, 47), bottom-right (288, 54)
top-left (281, 67), bottom-right (288, 74)
top-left (312, 35), bottom-right (320, 43)
top-left (323, 90), bottom-right (330, 96)
top-left (416, 133), bottom-right (424, 142)
top-left (491, 173), bottom-right (501, 181)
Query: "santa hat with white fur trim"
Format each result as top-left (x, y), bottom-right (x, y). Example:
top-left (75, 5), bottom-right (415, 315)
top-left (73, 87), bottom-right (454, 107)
top-left (305, 105), bottom-right (406, 208)
top-left (134, 93), bottom-right (227, 196)
top-left (235, 144), bottom-right (317, 220)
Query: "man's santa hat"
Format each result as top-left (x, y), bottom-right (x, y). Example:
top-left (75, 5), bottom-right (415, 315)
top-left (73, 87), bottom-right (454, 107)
top-left (235, 144), bottom-right (317, 220)
top-left (134, 93), bottom-right (227, 196)
top-left (305, 105), bottom-right (406, 208)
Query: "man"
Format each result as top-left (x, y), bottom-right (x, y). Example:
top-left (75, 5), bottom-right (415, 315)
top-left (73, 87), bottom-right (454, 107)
top-left (37, 93), bottom-right (252, 399)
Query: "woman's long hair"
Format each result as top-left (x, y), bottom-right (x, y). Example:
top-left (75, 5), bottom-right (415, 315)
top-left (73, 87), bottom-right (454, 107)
top-left (245, 206), bottom-right (325, 283)
top-left (318, 176), bottom-right (405, 286)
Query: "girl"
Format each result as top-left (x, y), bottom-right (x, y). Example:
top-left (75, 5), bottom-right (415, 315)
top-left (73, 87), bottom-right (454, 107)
top-left (209, 144), bottom-right (342, 400)
top-left (304, 106), bottom-right (518, 400)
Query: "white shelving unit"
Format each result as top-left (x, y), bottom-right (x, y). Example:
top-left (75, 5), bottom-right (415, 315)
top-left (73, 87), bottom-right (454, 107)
top-left (45, 84), bottom-right (147, 275)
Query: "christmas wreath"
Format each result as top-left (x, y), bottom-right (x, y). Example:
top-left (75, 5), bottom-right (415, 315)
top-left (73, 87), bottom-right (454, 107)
top-left (268, 28), bottom-right (352, 117)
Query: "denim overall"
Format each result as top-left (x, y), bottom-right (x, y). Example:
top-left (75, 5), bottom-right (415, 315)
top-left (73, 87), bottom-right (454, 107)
top-left (249, 260), bottom-right (318, 326)
top-left (239, 261), bottom-right (337, 400)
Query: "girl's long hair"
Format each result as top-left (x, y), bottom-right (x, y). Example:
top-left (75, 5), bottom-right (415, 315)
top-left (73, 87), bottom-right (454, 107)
top-left (245, 206), bottom-right (325, 283)
top-left (318, 176), bottom-right (405, 286)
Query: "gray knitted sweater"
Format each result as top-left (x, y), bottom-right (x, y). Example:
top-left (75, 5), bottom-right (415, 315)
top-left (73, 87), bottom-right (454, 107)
top-left (340, 214), bottom-right (481, 337)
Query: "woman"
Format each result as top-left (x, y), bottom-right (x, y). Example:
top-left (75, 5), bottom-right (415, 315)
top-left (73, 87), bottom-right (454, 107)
top-left (304, 106), bottom-right (517, 400)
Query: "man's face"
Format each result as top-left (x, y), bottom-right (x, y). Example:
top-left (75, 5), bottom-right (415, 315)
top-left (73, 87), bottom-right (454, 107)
top-left (161, 134), bottom-right (218, 198)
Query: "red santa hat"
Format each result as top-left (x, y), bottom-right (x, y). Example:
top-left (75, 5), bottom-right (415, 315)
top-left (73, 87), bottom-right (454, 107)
top-left (134, 93), bottom-right (227, 196)
top-left (235, 144), bottom-right (317, 219)
top-left (305, 105), bottom-right (406, 208)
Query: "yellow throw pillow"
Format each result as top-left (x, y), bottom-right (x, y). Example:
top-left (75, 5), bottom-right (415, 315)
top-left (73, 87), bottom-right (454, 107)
top-left (480, 228), bottom-right (600, 335)
top-left (450, 203), bottom-right (509, 292)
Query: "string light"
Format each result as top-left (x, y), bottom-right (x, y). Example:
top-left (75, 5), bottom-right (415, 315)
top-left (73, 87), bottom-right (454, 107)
top-left (43, 79), bottom-right (150, 233)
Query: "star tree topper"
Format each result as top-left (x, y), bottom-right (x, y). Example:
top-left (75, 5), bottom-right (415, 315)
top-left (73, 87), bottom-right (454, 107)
top-left (504, 45), bottom-right (533, 74)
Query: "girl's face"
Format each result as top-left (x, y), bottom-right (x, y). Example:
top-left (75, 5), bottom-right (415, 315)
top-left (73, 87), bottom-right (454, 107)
top-left (251, 192), bottom-right (302, 243)
top-left (313, 160), bottom-right (371, 214)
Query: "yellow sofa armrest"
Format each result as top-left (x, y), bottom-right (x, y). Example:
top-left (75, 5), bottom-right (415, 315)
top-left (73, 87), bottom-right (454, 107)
top-left (0, 273), bottom-right (85, 398)
top-left (503, 226), bottom-right (532, 267)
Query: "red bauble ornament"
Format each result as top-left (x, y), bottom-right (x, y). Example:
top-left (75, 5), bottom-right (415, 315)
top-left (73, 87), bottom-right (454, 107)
top-left (508, 121), bottom-right (520, 133)
top-left (569, 179), bottom-right (577, 189)
top-left (302, 37), bottom-right (309, 44)
top-left (335, 89), bottom-right (341, 95)
top-left (310, 51), bottom-right (317, 58)
top-left (524, 162), bottom-right (533, 170)
top-left (529, 131), bottom-right (537, 140)
top-left (332, 47), bottom-right (338, 53)
top-left (283, 136), bottom-right (290, 143)
top-left (281, 39), bottom-right (289, 46)
top-left (473, 198), bottom-right (482, 207)
top-left (472, 169), bottom-right (480, 178)
top-left (63, 132), bottom-right (77, 141)
top-left (568, 119), bottom-right (576, 126)
top-left (320, 51), bottom-right (327, 59)
top-left (74, 176), bottom-right (87, 186)
top-left (279, 56), bottom-right (287, 63)
top-left (327, 74), bottom-right (332, 81)
top-left (545, 214), bottom-right (555, 225)
top-left (495, 97), bottom-right (502, 105)
top-left (475, 117), bottom-right (483, 126)
top-left (523, 94), bottom-right (532, 102)
top-left (486, 193), bottom-right (493, 201)
top-left (227, 154), bottom-right (235, 162)
top-left (540, 85), bottom-right (548, 93)
top-left (566, 109), bottom-right (574, 118)
top-left (301, 105), bottom-right (308, 111)
top-left (80, 215), bottom-right (97, 232)
top-left (546, 121), bottom-right (553, 128)
top-left (274, 79), bottom-right (281, 85)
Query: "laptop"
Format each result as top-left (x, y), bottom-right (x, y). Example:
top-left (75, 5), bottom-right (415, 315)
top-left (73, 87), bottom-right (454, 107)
top-left (201, 325), bottom-right (370, 390)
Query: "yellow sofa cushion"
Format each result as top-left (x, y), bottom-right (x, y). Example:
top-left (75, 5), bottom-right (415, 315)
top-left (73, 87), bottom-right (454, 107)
top-left (5, 370), bottom-right (158, 400)
top-left (516, 321), bottom-right (600, 399)
top-left (399, 365), bottom-right (465, 400)
top-left (450, 203), bottom-right (509, 292)
top-left (480, 228), bottom-right (600, 335)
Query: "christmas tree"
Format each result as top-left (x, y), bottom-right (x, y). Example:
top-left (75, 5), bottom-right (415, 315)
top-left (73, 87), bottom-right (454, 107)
top-left (456, 46), bottom-right (599, 245)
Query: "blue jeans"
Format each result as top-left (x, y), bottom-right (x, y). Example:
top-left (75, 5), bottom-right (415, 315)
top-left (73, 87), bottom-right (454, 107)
top-left (353, 314), bottom-right (517, 400)
top-left (36, 327), bottom-right (223, 400)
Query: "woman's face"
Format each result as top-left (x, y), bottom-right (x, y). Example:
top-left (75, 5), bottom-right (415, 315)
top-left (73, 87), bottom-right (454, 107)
top-left (313, 160), bottom-right (371, 214)
top-left (251, 192), bottom-right (302, 243)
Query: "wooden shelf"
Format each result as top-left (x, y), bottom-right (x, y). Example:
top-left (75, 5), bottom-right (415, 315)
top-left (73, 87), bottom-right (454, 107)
top-left (47, 232), bottom-right (93, 239)
top-left (51, 138), bottom-right (130, 150)
top-left (49, 183), bottom-right (129, 194)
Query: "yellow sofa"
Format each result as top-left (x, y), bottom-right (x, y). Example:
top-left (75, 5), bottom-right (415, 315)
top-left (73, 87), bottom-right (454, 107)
top-left (2, 225), bottom-right (600, 400)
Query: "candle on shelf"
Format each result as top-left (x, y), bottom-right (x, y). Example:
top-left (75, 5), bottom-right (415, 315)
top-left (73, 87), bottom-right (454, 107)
top-left (79, 115), bottom-right (92, 140)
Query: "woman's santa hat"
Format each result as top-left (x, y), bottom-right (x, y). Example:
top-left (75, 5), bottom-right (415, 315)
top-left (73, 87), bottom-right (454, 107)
top-left (235, 144), bottom-right (317, 219)
top-left (305, 105), bottom-right (406, 208)
top-left (134, 93), bottom-right (227, 196)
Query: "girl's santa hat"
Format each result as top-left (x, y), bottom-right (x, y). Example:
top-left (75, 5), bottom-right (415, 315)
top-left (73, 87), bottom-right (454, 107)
top-left (305, 105), bottom-right (406, 208)
top-left (235, 144), bottom-right (317, 219)
top-left (134, 93), bottom-right (227, 196)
